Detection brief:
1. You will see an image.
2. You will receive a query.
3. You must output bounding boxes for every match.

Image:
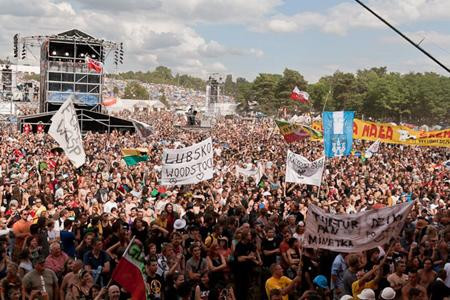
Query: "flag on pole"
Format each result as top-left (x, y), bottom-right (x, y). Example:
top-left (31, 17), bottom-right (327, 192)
top-left (275, 120), bottom-right (322, 143)
top-left (322, 111), bottom-right (354, 158)
top-left (48, 96), bottom-right (86, 168)
top-left (290, 86), bottom-right (310, 103)
top-left (111, 237), bottom-right (149, 300)
top-left (85, 56), bottom-right (103, 73)
top-left (364, 140), bottom-right (381, 158)
top-left (132, 120), bottom-right (153, 139)
top-left (122, 148), bottom-right (149, 166)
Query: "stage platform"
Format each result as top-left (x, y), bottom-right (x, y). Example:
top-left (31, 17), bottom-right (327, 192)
top-left (18, 109), bottom-right (135, 133)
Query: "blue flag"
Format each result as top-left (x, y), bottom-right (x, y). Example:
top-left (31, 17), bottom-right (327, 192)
top-left (323, 111), bottom-right (354, 158)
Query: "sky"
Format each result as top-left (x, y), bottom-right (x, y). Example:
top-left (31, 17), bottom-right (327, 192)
top-left (0, 0), bottom-right (449, 82)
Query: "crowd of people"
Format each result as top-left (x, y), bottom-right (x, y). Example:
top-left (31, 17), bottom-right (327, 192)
top-left (0, 111), bottom-right (448, 300)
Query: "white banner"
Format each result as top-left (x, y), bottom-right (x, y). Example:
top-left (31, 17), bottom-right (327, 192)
top-left (161, 138), bottom-right (214, 185)
top-left (48, 97), bottom-right (86, 168)
top-left (285, 150), bottom-right (324, 186)
top-left (235, 163), bottom-right (264, 185)
top-left (365, 140), bottom-right (381, 158)
top-left (304, 201), bottom-right (414, 252)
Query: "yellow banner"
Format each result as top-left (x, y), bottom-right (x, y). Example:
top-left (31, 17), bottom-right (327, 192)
top-left (311, 119), bottom-right (450, 147)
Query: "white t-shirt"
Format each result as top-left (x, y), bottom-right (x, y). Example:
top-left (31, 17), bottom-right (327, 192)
top-left (104, 201), bottom-right (118, 213)
top-left (444, 262), bottom-right (450, 288)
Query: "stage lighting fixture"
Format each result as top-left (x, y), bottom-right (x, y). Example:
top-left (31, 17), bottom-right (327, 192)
top-left (92, 54), bottom-right (96, 58)
top-left (64, 52), bottom-right (69, 56)
top-left (21, 44), bottom-right (26, 59)
top-left (52, 51), bottom-right (57, 55)
top-left (80, 53), bottom-right (85, 57)
top-left (13, 34), bottom-right (19, 58)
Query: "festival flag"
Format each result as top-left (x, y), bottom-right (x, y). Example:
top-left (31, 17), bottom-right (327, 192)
top-left (48, 97), bottom-right (86, 168)
top-left (364, 140), bottom-right (381, 158)
top-left (111, 237), bottom-right (148, 300)
top-left (122, 148), bottom-right (149, 166)
top-left (132, 120), bottom-right (153, 139)
top-left (322, 111), bottom-right (354, 158)
top-left (290, 86), bottom-right (310, 103)
top-left (102, 96), bottom-right (117, 107)
top-left (85, 56), bottom-right (103, 73)
top-left (275, 120), bottom-right (321, 143)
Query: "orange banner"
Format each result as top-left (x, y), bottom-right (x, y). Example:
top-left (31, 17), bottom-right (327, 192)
top-left (311, 119), bottom-right (449, 147)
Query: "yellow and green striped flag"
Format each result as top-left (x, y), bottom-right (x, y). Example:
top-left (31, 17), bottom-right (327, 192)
top-left (122, 148), bottom-right (149, 166)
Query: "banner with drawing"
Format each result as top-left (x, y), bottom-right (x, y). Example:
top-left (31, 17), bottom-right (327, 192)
top-left (160, 138), bottom-right (214, 185)
top-left (48, 96), bottom-right (86, 168)
top-left (311, 119), bottom-right (449, 147)
top-left (304, 202), bottom-right (414, 252)
top-left (285, 150), bottom-right (324, 186)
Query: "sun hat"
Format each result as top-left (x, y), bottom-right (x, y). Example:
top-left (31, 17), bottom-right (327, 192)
top-left (380, 287), bottom-right (396, 299)
top-left (173, 219), bottom-right (187, 230)
top-left (357, 288), bottom-right (375, 300)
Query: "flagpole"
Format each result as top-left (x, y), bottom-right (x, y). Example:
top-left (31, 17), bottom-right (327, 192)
top-left (321, 89), bottom-right (332, 115)
top-left (316, 89), bottom-right (331, 201)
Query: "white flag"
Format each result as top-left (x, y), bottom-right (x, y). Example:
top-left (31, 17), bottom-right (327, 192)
top-left (48, 96), bottom-right (86, 168)
top-left (236, 162), bottom-right (264, 185)
top-left (285, 150), bottom-right (325, 186)
top-left (132, 119), bottom-right (152, 139)
top-left (365, 140), bottom-right (381, 158)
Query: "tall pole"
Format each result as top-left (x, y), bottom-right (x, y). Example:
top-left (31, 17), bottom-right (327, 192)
top-left (354, 0), bottom-right (450, 73)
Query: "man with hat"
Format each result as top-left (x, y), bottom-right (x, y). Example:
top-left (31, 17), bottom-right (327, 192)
top-left (22, 255), bottom-right (59, 300)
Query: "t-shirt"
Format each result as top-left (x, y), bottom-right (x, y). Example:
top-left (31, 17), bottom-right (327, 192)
top-left (60, 230), bottom-right (76, 257)
top-left (265, 276), bottom-right (292, 300)
top-left (235, 241), bottom-right (257, 272)
top-left (1, 276), bottom-right (22, 299)
top-left (22, 269), bottom-right (58, 300)
top-left (147, 273), bottom-right (164, 300)
top-left (261, 238), bottom-right (279, 267)
top-left (186, 257), bottom-right (208, 279)
top-left (342, 269), bottom-right (357, 296)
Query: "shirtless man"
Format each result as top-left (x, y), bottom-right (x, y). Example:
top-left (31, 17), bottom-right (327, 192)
top-left (417, 258), bottom-right (436, 290)
top-left (401, 269), bottom-right (427, 300)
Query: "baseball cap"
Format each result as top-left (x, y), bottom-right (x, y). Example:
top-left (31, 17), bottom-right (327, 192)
top-left (312, 275), bottom-right (328, 289)
top-left (380, 287), bottom-right (396, 299)
top-left (358, 288), bottom-right (375, 300)
top-left (340, 296), bottom-right (353, 300)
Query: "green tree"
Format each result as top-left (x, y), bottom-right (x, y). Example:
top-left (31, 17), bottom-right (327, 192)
top-left (124, 81), bottom-right (149, 99)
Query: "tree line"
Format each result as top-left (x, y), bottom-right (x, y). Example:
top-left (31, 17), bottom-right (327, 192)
top-left (114, 66), bottom-right (450, 125)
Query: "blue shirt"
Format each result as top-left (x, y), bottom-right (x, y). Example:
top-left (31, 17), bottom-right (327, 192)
top-left (60, 230), bottom-right (76, 257)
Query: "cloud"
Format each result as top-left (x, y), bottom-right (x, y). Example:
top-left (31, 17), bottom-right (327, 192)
top-left (259, 0), bottom-right (450, 35)
top-left (381, 30), bottom-right (450, 48)
top-left (0, 0), bottom-right (268, 78)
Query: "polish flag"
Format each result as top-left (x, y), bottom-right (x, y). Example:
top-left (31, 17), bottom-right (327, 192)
top-left (290, 86), bottom-right (310, 103)
top-left (85, 56), bottom-right (103, 73)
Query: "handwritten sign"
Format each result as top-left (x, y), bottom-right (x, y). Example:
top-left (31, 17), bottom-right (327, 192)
top-left (160, 138), bottom-right (214, 185)
top-left (304, 202), bottom-right (414, 252)
top-left (48, 96), bottom-right (86, 168)
top-left (285, 150), bottom-right (324, 186)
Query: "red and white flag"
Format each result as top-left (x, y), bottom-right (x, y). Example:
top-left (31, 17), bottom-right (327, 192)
top-left (290, 86), bottom-right (310, 103)
top-left (85, 56), bottom-right (103, 73)
top-left (111, 237), bottom-right (148, 300)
